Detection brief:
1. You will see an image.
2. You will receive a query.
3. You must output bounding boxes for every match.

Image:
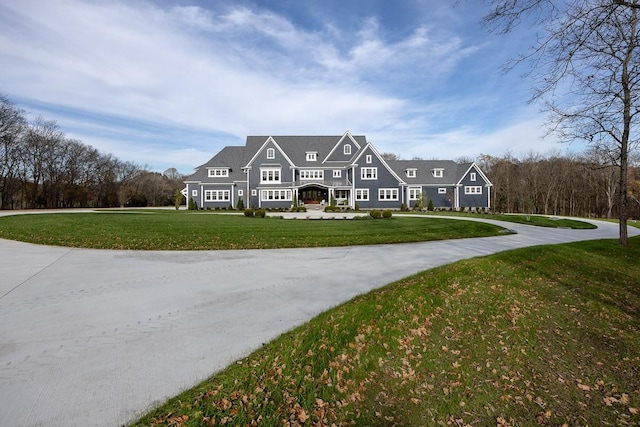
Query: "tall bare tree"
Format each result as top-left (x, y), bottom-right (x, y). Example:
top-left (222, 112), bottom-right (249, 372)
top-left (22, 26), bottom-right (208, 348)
top-left (484, 0), bottom-right (640, 246)
top-left (0, 96), bottom-right (26, 209)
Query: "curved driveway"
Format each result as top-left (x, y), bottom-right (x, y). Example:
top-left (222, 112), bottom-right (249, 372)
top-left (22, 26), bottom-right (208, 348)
top-left (0, 212), bottom-right (637, 427)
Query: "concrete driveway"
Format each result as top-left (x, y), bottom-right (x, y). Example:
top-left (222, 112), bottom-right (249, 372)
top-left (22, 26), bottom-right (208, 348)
top-left (0, 212), bottom-right (636, 426)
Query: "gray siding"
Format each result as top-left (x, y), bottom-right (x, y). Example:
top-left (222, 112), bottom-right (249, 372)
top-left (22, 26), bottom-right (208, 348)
top-left (458, 165), bottom-right (490, 209)
top-left (353, 147), bottom-right (402, 209)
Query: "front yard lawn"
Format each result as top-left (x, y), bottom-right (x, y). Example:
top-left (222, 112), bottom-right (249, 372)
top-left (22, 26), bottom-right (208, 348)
top-left (0, 211), bottom-right (508, 250)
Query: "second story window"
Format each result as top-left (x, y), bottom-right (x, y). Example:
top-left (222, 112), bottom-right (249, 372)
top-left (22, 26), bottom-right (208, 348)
top-left (208, 168), bottom-right (229, 178)
top-left (261, 167), bottom-right (281, 183)
top-left (361, 167), bottom-right (377, 180)
top-left (432, 168), bottom-right (444, 178)
top-left (300, 170), bottom-right (324, 180)
top-left (266, 148), bottom-right (275, 159)
top-left (306, 152), bottom-right (317, 161)
top-left (366, 154), bottom-right (372, 164)
top-left (344, 144), bottom-right (351, 155)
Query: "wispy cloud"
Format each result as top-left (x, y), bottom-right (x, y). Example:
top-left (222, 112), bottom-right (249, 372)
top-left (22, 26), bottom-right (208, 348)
top-left (0, 0), bottom-right (546, 172)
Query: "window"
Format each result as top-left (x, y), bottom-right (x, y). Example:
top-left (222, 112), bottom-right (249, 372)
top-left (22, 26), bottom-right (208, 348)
top-left (238, 189), bottom-right (243, 196)
top-left (261, 168), bottom-right (281, 183)
top-left (432, 169), bottom-right (444, 178)
top-left (306, 152), bottom-right (317, 161)
top-left (335, 189), bottom-right (349, 199)
top-left (300, 170), bottom-right (324, 180)
top-left (251, 189), bottom-right (257, 196)
top-left (408, 187), bottom-right (421, 200)
top-left (378, 188), bottom-right (398, 201)
top-left (333, 170), bottom-right (342, 178)
top-left (470, 172), bottom-right (476, 181)
top-left (464, 186), bottom-right (482, 194)
top-left (355, 189), bottom-right (369, 201)
top-left (266, 148), bottom-right (275, 159)
top-left (204, 190), bottom-right (230, 201)
top-left (208, 168), bottom-right (229, 177)
top-left (361, 167), bottom-right (377, 180)
top-left (406, 169), bottom-right (416, 178)
top-left (344, 144), bottom-right (351, 155)
top-left (260, 189), bottom-right (292, 201)
top-left (438, 188), bottom-right (447, 194)
top-left (366, 154), bottom-right (372, 164)
top-left (192, 190), bottom-right (197, 196)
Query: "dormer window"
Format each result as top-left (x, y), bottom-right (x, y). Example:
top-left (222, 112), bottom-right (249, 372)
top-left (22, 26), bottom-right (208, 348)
top-left (405, 169), bottom-right (417, 178)
top-left (306, 152), bottom-right (317, 161)
top-left (266, 148), bottom-right (275, 159)
top-left (432, 168), bottom-right (444, 178)
top-left (344, 144), bottom-right (351, 155)
top-left (208, 168), bottom-right (229, 178)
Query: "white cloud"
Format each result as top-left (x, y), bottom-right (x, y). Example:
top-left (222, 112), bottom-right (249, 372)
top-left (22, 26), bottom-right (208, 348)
top-left (0, 0), bottom-right (547, 172)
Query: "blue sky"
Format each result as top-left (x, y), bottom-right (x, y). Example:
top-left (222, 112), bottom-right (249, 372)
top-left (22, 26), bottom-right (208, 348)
top-left (0, 0), bottom-right (585, 174)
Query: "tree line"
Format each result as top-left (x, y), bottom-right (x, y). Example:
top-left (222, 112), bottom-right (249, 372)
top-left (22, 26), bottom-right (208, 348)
top-left (0, 95), bottom-right (184, 210)
top-left (477, 151), bottom-right (640, 219)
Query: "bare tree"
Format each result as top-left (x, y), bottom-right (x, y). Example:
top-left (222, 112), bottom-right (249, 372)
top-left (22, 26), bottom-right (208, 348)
top-left (484, 0), bottom-right (640, 246)
top-left (0, 96), bottom-right (27, 209)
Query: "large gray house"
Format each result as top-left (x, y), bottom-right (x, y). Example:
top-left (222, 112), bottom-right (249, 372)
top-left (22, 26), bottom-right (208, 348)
top-left (183, 132), bottom-right (492, 210)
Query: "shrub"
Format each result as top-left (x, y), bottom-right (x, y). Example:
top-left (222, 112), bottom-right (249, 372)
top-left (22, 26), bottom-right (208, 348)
top-left (369, 209), bottom-right (382, 219)
top-left (254, 209), bottom-right (266, 218)
top-left (382, 209), bottom-right (392, 219)
top-left (236, 198), bottom-right (244, 210)
top-left (324, 205), bottom-right (340, 212)
top-left (400, 203), bottom-right (409, 212)
top-left (355, 202), bottom-right (360, 211)
top-left (188, 198), bottom-right (198, 210)
top-left (427, 199), bottom-right (434, 211)
top-left (244, 209), bottom-right (254, 217)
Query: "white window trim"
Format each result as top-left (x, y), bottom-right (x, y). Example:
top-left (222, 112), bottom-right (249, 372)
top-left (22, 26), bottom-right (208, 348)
top-left (470, 172), bottom-right (476, 182)
top-left (333, 170), bottom-right (341, 178)
top-left (378, 188), bottom-right (398, 201)
top-left (238, 189), bottom-right (243, 196)
top-left (204, 190), bottom-right (230, 202)
top-left (251, 189), bottom-right (257, 196)
top-left (464, 186), bottom-right (483, 194)
top-left (361, 167), bottom-right (377, 180)
top-left (432, 169), bottom-right (444, 178)
top-left (306, 152), bottom-right (317, 161)
top-left (355, 188), bottom-right (369, 201)
top-left (260, 189), bottom-right (292, 201)
top-left (300, 170), bottom-right (324, 180)
top-left (266, 148), bottom-right (275, 159)
top-left (406, 169), bottom-right (416, 178)
top-left (208, 168), bottom-right (229, 178)
top-left (438, 188), bottom-right (447, 194)
top-left (344, 145), bottom-right (351, 155)
top-left (192, 190), bottom-right (197, 196)
top-left (408, 187), bottom-right (422, 200)
top-left (366, 154), bottom-right (372, 164)
top-left (260, 167), bottom-right (281, 183)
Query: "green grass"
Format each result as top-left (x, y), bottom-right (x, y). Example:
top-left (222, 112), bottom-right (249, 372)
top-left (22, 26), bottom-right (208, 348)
top-left (0, 211), bottom-right (508, 250)
top-left (417, 211), bottom-right (597, 229)
top-left (130, 237), bottom-right (640, 426)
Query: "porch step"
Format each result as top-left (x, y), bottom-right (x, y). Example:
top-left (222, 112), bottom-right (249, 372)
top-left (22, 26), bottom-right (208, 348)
top-left (304, 204), bottom-right (324, 211)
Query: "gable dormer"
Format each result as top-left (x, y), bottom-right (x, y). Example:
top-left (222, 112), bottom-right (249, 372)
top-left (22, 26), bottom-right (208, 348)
top-left (324, 131), bottom-right (362, 162)
top-left (244, 136), bottom-right (294, 169)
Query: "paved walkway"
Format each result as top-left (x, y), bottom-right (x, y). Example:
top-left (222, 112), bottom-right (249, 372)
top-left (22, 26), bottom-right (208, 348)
top-left (0, 211), bottom-right (637, 426)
